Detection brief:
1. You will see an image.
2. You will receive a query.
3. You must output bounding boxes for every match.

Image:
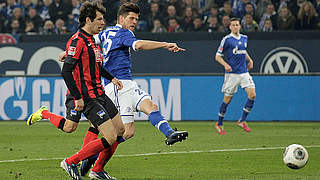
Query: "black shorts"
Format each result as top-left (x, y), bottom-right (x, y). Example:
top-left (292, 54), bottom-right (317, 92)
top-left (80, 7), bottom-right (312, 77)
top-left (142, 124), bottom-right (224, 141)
top-left (65, 94), bottom-right (82, 123)
top-left (82, 94), bottom-right (118, 128)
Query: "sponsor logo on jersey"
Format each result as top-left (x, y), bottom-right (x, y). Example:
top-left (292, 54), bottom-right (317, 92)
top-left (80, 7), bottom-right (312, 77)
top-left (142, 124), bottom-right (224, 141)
top-left (94, 48), bottom-right (103, 63)
top-left (260, 47), bottom-right (308, 73)
top-left (232, 46), bottom-right (246, 55)
top-left (68, 46), bottom-right (76, 56)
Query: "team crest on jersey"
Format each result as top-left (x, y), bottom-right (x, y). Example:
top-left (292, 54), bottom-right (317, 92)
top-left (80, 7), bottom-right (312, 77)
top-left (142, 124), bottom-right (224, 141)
top-left (238, 41), bottom-right (242, 45)
top-left (126, 107), bottom-right (132, 113)
top-left (71, 110), bottom-right (77, 116)
top-left (97, 110), bottom-right (105, 118)
top-left (68, 46), bottom-right (76, 56)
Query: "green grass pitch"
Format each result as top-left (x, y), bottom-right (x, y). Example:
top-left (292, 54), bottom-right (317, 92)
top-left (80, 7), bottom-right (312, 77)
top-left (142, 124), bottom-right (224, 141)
top-left (0, 121), bottom-right (319, 180)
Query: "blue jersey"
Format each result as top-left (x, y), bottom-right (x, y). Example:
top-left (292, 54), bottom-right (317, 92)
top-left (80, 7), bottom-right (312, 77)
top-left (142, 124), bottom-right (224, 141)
top-left (216, 33), bottom-right (248, 74)
top-left (94, 24), bottom-right (139, 85)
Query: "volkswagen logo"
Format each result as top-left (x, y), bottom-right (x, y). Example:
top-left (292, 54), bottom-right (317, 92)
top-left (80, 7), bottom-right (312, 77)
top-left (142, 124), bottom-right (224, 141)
top-left (260, 47), bottom-right (308, 73)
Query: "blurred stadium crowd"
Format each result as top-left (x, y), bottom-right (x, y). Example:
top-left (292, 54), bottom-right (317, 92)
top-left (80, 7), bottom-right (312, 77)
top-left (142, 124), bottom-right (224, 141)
top-left (0, 0), bottom-right (319, 36)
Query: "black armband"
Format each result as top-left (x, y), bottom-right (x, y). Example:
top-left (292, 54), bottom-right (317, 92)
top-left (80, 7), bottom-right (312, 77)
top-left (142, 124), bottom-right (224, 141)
top-left (61, 62), bottom-right (82, 99)
top-left (100, 64), bottom-right (114, 81)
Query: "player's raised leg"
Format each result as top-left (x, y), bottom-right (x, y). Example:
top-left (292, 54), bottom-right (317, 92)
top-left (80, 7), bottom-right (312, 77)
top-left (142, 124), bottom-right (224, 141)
top-left (238, 87), bottom-right (256, 132)
top-left (26, 106), bottom-right (48, 125)
top-left (140, 99), bottom-right (188, 145)
top-left (27, 106), bottom-right (79, 133)
top-left (27, 95), bottom-right (81, 133)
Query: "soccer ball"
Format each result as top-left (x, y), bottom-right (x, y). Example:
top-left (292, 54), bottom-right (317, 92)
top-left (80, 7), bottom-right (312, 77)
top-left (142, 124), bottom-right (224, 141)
top-left (283, 144), bottom-right (308, 169)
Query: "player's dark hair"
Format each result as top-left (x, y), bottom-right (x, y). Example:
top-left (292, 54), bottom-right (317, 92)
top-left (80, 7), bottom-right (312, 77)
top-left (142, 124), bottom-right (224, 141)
top-left (79, 1), bottom-right (106, 28)
top-left (230, 17), bottom-right (240, 23)
top-left (117, 2), bottom-right (140, 18)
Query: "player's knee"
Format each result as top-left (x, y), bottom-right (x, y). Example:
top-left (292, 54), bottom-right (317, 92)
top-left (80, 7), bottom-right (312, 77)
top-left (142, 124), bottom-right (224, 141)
top-left (104, 134), bottom-right (117, 145)
top-left (124, 132), bottom-right (134, 139)
top-left (151, 103), bottom-right (158, 111)
top-left (62, 122), bottom-right (78, 133)
top-left (119, 126), bottom-right (125, 135)
top-left (249, 92), bottom-right (256, 100)
top-left (63, 126), bottom-right (76, 133)
top-left (126, 128), bottom-right (134, 139)
top-left (224, 96), bottom-right (233, 104)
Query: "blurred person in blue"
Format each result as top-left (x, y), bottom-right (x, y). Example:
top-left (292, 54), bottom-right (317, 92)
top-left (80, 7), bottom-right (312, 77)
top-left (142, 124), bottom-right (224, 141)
top-left (0, 0), bottom-right (22, 18)
top-left (231, 0), bottom-right (256, 18)
top-left (39, 0), bottom-right (51, 21)
top-left (21, 0), bottom-right (35, 16)
top-left (215, 17), bottom-right (256, 135)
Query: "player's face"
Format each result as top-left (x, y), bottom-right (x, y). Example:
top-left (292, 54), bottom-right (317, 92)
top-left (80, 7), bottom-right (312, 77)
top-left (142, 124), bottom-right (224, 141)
top-left (90, 11), bottom-right (105, 34)
top-left (229, 20), bottom-right (240, 34)
top-left (121, 12), bottom-right (139, 31)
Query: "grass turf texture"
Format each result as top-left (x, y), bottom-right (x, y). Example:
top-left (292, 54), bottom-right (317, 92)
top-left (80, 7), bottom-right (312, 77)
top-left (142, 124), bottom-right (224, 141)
top-left (0, 121), bottom-right (319, 180)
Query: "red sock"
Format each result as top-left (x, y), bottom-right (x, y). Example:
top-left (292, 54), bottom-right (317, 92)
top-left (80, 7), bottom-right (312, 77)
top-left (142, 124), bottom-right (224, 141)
top-left (66, 138), bottom-right (106, 165)
top-left (42, 110), bottom-right (64, 129)
top-left (91, 141), bottom-right (119, 172)
top-left (82, 127), bottom-right (99, 149)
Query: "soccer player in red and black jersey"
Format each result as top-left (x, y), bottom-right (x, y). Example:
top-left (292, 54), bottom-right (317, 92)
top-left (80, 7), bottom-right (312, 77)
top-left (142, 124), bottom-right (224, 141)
top-left (26, 2), bottom-right (125, 180)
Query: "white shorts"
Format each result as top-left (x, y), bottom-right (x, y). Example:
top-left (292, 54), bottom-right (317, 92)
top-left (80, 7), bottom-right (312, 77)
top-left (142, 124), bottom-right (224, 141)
top-left (104, 80), bottom-right (151, 124)
top-left (222, 72), bottom-right (255, 96)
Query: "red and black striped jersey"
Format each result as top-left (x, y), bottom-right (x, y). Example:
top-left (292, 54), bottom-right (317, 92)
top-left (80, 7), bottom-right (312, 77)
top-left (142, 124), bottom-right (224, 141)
top-left (64, 29), bottom-right (105, 101)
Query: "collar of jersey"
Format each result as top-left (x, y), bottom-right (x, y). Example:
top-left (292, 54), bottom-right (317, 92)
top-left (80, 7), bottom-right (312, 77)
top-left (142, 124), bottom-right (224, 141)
top-left (116, 24), bottom-right (122, 28)
top-left (230, 33), bottom-right (241, 40)
top-left (79, 28), bottom-right (93, 37)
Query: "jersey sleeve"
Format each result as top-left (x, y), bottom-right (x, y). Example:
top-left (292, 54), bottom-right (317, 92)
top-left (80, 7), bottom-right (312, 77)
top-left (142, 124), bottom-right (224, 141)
top-left (216, 37), bottom-right (228, 56)
top-left (65, 38), bottom-right (83, 65)
top-left (244, 35), bottom-right (248, 48)
top-left (121, 30), bottom-right (139, 50)
top-left (62, 37), bottom-right (84, 99)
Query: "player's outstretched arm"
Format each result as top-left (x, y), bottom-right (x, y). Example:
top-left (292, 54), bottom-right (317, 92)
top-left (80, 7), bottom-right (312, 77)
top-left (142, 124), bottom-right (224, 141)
top-left (165, 43), bottom-right (186, 52)
top-left (135, 40), bottom-right (185, 52)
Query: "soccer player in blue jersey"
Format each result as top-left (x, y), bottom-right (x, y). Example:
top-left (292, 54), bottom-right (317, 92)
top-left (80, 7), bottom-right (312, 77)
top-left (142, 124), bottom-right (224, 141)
top-left (215, 17), bottom-right (256, 135)
top-left (59, 2), bottom-right (188, 179)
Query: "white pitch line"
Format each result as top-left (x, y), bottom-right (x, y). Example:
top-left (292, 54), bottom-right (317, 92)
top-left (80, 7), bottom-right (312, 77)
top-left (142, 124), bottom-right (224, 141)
top-left (1, 145), bottom-right (319, 163)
